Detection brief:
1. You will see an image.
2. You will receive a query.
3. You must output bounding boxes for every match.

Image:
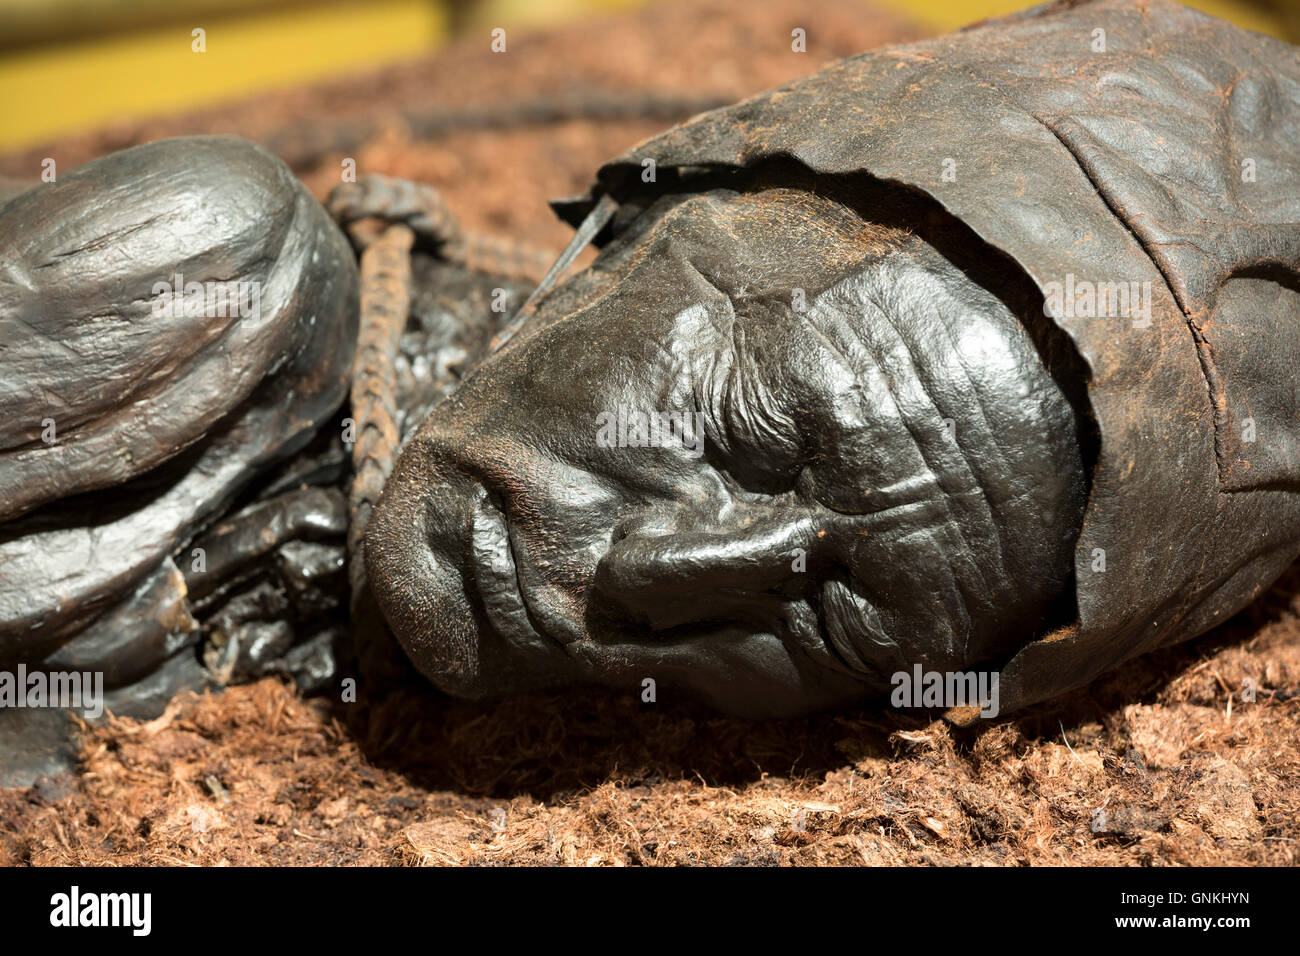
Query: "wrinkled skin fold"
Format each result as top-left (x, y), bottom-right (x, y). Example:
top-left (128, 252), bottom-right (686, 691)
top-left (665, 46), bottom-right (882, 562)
top-left (367, 183), bottom-right (1088, 715)
top-left (371, 0), bottom-right (1300, 716)
top-left (0, 137), bottom-right (358, 673)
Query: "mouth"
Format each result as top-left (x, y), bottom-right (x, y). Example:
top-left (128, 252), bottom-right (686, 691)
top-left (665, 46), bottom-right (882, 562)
top-left (468, 485), bottom-right (568, 654)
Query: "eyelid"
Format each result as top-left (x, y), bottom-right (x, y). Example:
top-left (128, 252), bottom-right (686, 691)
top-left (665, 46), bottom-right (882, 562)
top-left (709, 312), bottom-right (805, 486)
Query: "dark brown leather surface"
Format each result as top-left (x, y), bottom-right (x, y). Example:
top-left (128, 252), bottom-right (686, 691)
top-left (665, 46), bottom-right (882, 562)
top-left (554, 0), bottom-right (1300, 710)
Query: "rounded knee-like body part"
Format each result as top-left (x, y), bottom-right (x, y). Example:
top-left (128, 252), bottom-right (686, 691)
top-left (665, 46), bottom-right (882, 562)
top-left (0, 136), bottom-right (359, 668)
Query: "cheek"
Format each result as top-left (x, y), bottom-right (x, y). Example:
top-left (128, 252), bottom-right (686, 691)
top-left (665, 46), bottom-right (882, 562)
top-left (510, 470), bottom-right (621, 581)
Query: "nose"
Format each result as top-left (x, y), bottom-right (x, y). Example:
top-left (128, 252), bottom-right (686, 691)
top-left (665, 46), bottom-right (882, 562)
top-left (594, 506), bottom-right (827, 630)
top-left (363, 435), bottom-right (494, 693)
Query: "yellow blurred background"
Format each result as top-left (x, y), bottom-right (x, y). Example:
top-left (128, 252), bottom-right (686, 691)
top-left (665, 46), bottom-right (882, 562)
top-left (1, 0), bottom-right (1295, 153)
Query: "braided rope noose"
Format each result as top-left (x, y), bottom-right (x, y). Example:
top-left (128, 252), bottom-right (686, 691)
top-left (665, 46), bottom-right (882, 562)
top-left (326, 174), bottom-right (562, 663)
top-left (325, 174), bottom-right (627, 687)
top-left (346, 221), bottom-right (414, 610)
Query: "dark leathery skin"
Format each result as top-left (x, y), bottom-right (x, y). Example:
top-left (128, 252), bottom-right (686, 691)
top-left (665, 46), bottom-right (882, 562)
top-left (367, 185), bottom-right (1087, 715)
top-left (549, 0), bottom-right (1300, 712)
top-left (0, 150), bottom-right (522, 782)
top-left (42, 558), bottom-right (198, 691)
top-left (183, 486), bottom-right (348, 604)
top-left (0, 137), bottom-right (359, 668)
top-left (370, 0), bottom-right (1300, 716)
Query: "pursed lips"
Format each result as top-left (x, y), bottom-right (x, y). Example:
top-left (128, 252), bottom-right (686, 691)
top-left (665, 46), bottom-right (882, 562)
top-left (468, 485), bottom-right (572, 653)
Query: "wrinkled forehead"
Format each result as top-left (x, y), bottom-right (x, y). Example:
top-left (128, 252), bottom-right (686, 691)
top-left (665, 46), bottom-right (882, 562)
top-left (425, 186), bottom-right (923, 480)
top-left (517, 184), bottom-right (922, 386)
top-left (500, 184), bottom-right (1016, 425)
top-left (536, 183), bottom-right (1020, 392)
top-left (593, 185), bottom-right (912, 302)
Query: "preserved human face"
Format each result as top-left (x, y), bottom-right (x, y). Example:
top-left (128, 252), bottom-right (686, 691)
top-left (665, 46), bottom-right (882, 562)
top-left (366, 184), bottom-right (1086, 716)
